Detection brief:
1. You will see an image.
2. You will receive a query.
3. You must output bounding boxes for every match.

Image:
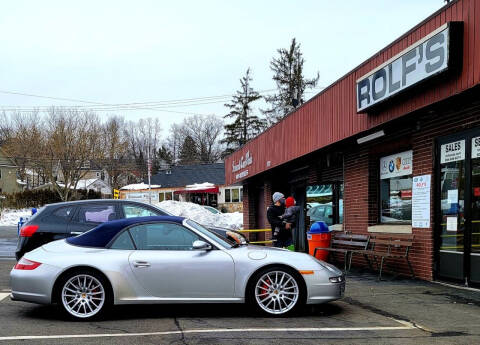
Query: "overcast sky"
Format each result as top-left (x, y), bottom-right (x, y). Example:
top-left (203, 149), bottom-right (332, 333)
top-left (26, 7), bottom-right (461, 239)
top-left (0, 0), bottom-right (445, 134)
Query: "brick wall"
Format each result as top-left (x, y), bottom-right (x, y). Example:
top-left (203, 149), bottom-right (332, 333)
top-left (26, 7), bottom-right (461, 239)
top-left (240, 89), bottom-right (480, 280)
top-left (344, 95), bottom-right (480, 281)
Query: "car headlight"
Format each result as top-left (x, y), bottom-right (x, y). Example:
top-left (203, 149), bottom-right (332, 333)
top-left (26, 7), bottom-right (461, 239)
top-left (329, 276), bottom-right (344, 283)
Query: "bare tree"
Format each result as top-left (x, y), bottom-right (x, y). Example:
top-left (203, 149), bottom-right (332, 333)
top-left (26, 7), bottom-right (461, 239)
top-left (101, 116), bottom-right (129, 191)
top-left (0, 111), bottom-right (14, 143)
top-left (166, 115), bottom-right (224, 164)
top-left (2, 111), bottom-right (46, 187)
top-left (41, 108), bottom-right (103, 201)
top-left (124, 117), bottom-right (162, 178)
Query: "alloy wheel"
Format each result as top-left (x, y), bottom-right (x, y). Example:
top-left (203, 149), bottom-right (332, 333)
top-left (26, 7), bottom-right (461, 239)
top-left (61, 274), bottom-right (105, 318)
top-left (254, 270), bottom-right (299, 315)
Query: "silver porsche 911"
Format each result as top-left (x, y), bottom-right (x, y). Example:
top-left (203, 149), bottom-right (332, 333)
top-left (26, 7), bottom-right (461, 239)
top-left (10, 216), bottom-right (345, 320)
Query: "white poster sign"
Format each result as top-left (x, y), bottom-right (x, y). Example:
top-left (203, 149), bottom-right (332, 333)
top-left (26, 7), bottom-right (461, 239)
top-left (412, 174), bottom-right (431, 228)
top-left (380, 150), bottom-right (413, 180)
top-left (446, 217), bottom-right (458, 231)
top-left (447, 189), bottom-right (458, 204)
top-left (440, 140), bottom-right (465, 164)
top-left (472, 136), bottom-right (480, 159)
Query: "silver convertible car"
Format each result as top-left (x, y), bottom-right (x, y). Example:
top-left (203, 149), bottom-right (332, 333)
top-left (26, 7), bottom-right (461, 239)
top-left (10, 216), bottom-right (345, 320)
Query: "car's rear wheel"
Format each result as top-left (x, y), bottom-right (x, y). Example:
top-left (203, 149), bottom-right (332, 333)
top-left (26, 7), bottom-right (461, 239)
top-left (58, 270), bottom-right (110, 320)
top-left (249, 266), bottom-right (305, 316)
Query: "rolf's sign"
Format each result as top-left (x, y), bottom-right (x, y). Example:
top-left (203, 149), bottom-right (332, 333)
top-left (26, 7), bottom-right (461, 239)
top-left (356, 22), bottom-right (461, 113)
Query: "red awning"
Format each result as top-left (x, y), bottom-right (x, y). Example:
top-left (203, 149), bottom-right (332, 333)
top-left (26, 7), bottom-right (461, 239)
top-left (174, 187), bottom-right (219, 194)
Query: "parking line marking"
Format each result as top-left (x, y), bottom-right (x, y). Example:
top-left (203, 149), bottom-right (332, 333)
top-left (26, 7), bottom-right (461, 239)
top-left (0, 293), bottom-right (9, 302)
top-left (0, 325), bottom-right (416, 341)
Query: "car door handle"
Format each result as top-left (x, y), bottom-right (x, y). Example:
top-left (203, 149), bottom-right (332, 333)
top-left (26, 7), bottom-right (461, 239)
top-left (133, 261), bottom-right (151, 268)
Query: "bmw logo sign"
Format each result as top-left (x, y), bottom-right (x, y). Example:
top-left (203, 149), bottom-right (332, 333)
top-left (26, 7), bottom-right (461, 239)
top-left (389, 160), bottom-right (395, 172)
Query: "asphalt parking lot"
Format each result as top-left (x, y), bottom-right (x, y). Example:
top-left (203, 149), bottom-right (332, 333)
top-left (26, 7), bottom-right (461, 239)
top-left (1, 226), bottom-right (480, 344)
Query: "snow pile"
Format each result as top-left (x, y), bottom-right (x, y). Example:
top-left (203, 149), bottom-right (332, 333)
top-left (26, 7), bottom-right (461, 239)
top-left (155, 200), bottom-right (243, 230)
top-left (120, 183), bottom-right (161, 190)
top-left (0, 208), bottom-right (33, 226)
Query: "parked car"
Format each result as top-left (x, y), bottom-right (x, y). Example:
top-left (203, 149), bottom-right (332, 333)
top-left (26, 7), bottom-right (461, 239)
top-left (307, 204), bottom-right (333, 226)
top-left (10, 216), bottom-right (345, 320)
top-left (203, 205), bottom-right (221, 214)
top-left (15, 199), bottom-right (246, 260)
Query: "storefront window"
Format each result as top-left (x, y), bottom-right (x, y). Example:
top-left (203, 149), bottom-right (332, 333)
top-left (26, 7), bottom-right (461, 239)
top-left (307, 184), bottom-right (334, 226)
top-left (165, 192), bottom-right (173, 200)
top-left (240, 188), bottom-right (243, 202)
top-left (380, 150), bottom-right (413, 224)
top-left (174, 193), bottom-right (180, 201)
top-left (225, 189), bottom-right (231, 203)
top-left (232, 189), bottom-right (239, 202)
top-left (159, 193), bottom-right (165, 202)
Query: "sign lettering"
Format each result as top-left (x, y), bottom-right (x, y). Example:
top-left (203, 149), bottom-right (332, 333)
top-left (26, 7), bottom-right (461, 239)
top-left (357, 24), bottom-right (452, 112)
top-left (440, 140), bottom-right (465, 164)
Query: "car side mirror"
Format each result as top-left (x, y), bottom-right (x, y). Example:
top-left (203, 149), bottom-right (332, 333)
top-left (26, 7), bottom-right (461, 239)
top-left (192, 240), bottom-right (212, 251)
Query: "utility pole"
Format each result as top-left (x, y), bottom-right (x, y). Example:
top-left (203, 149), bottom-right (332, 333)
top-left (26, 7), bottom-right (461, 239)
top-left (147, 149), bottom-right (152, 204)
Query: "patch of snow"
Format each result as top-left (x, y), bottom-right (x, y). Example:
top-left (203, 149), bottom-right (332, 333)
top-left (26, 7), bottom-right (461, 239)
top-left (155, 200), bottom-right (243, 230)
top-left (185, 182), bottom-right (215, 190)
top-left (120, 183), bottom-right (161, 190)
top-left (0, 208), bottom-right (33, 226)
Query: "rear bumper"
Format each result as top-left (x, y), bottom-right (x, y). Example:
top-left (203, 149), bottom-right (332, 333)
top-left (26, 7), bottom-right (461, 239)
top-left (10, 264), bottom-right (59, 304)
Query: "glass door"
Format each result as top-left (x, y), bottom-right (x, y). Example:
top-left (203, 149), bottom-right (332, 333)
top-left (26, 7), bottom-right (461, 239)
top-left (437, 129), bottom-right (480, 285)
top-left (470, 136), bottom-right (480, 284)
top-left (438, 140), bottom-right (466, 281)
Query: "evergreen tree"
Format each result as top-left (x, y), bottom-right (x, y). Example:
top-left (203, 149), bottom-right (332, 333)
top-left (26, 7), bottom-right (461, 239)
top-left (155, 145), bottom-right (173, 170)
top-left (222, 68), bottom-right (265, 156)
top-left (263, 38), bottom-right (319, 124)
top-left (179, 135), bottom-right (198, 165)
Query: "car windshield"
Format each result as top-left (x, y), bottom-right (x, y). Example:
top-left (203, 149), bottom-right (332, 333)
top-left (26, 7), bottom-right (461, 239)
top-left (185, 219), bottom-right (234, 248)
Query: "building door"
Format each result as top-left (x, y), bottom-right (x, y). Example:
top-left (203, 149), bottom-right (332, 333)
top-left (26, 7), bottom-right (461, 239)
top-left (293, 185), bottom-right (307, 252)
top-left (436, 128), bottom-right (480, 285)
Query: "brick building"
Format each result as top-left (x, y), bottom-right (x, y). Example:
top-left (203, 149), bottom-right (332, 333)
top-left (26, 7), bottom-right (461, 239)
top-left (225, 0), bottom-right (480, 285)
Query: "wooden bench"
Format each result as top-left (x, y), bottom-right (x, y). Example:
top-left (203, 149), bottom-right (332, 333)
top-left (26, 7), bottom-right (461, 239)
top-left (356, 233), bottom-right (415, 281)
top-left (313, 232), bottom-right (370, 272)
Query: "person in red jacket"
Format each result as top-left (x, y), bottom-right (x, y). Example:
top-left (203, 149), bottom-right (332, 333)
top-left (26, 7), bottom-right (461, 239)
top-left (280, 196), bottom-right (301, 250)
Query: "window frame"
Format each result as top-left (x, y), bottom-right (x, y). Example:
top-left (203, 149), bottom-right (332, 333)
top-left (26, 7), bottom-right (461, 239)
top-left (51, 206), bottom-right (75, 222)
top-left (121, 202), bottom-right (165, 218)
top-left (108, 229), bottom-right (137, 250)
top-left (225, 189), bottom-right (231, 203)
top-left (378, 151), bottom-right (413, 225)
top-left (75, 203), bottom-right (118, 225)
top-left (224, 187), bottom-right (243, 203)
top-left (107, 221), bottom-right (219, 251)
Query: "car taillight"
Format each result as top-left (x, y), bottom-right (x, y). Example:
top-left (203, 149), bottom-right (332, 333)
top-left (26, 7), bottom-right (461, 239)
top-left (14, 258), bottom-right (42, 270)
top-left (19, 225), bottom-right (39, 237)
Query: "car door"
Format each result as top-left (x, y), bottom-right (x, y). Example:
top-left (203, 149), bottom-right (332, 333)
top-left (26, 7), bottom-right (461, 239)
top-left (127, 222), bottom-right (235, 299)
top-left (67, 203), bottom-right (120, 236)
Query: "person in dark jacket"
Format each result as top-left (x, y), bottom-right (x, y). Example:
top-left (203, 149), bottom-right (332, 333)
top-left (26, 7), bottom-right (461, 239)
top-left (267, 192), bottom-right (292, 248)
top-left (280, 196), bottom-right (301, 250)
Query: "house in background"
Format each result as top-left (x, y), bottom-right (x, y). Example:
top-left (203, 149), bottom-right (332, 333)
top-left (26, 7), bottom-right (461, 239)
top-left (0, 147), bottom-right (23, 195)
top-left (75, 178), bottom-right (112, 197)
top-left (56, 160), bottom-right (109, 186)
top-left (33, 178), bottom-right (112, 198)
top-left (119, 163), bottom-right (243, 212)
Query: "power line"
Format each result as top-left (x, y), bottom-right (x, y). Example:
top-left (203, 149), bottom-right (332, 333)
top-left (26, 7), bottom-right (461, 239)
top-left (0, 86), bottom-right (325, 115)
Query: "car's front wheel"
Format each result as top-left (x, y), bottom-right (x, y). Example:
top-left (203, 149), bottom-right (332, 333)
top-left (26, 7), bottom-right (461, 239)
top-left (57, 270), bottom-right (110, 320)
top-left (249, 266), bottom-right (305, 316)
